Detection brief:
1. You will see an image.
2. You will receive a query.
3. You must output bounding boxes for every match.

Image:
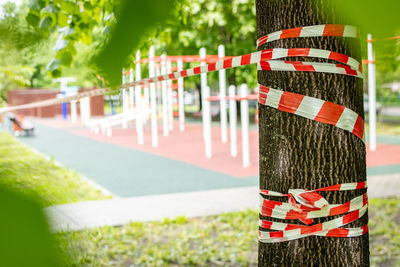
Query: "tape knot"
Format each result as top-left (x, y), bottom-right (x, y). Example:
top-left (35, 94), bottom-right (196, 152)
top-left (287, 189), bottom-right (329, 224)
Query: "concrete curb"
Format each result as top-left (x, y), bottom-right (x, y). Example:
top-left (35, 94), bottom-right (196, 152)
top-left (45, 173), bottom-right (400, 232)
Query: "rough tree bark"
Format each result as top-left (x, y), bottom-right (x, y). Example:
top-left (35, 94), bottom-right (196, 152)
top-left (256, 0), bottom-right (369, 266)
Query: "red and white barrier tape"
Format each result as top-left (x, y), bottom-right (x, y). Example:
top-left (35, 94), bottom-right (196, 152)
top-left (0, 88), bottom-right (109, 113)
top-left (259, 182), bottom-right (368, 243)
top-left (256, 24), bottom-right (359, 48)
top-left (1, 23), bottom-right (367, 243)
top-left (206, 94), bottom-right (258, 101)
top-left (1, 43), bottom-right (362, 127)
top-left (256, 24), bottom-right (367, 243)
top-left (258, 85), bottom-right (364, 140)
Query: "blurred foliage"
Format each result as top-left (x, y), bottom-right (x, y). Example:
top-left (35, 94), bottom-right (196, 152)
top-left (151, 0), bottom-right (257, 91)
top-left (25, 0), bottom-right (111, 78)
top-left (2, 0), bottom-right (395, 97)
top-left (0, 184), bottom-right (61, 267)
top-left (332, 0), bottom-right (400, 39)
top-left (332, 0), bottom-right (400, 105)
top-left (0, 132), bottom-right (108, 207)
top-left (0, 1), bottom-right (104, 102)
top-left (0, 2), bottom-right (46, 102)
top-left (25, 0), bottom-right (256, 89)
top-left (94, 0), bottom-right (176, 85)
top-left (54, 198), bottom-right (400, 266)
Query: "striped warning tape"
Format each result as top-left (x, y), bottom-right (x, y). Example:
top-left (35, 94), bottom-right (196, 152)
top-left (0, 88), bottom-right (109, 113)
top-left (256, 24), bottom-right (367, 243)
top-left (0, 23), bottom-right (368, 243)
top-left (256, 47), bottom-right (362, 72)
top-left (258, 85), bottom-right (364, 140)
top-left (258, 60), bottom-right (362, 78)
top-left (206, 94), bottom-right (258, 101)
top-left (256, 24), bottom-right (359, 48)
top-left (0, 46), bottom-right (362, 116)
top-left (259, 182), bottom-right (368, 243)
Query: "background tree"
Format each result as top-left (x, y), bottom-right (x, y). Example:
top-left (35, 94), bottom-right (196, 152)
top-left (0, 1), bottom-right (103, 103)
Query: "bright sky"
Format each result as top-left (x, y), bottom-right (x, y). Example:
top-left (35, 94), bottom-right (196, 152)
top-left (0, 0), bottom-right (22, 5)
top-left (0, 0), bottom-right (23, 18)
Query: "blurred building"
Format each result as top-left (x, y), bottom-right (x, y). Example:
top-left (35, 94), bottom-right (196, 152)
top-left (7, 88), bottom-right (104, 118)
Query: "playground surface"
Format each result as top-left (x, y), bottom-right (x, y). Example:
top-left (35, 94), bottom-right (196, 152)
top-left (19, 118), bottom-right (259, 198)
top-left (15, 117), bottom-right (400, 231)
top-left (20, 117), bottom-right (400, 195)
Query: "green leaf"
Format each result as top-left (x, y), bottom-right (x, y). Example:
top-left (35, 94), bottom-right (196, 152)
top-left (26, 12), bottom-right (40, 27)
top-left (58, 12), bottom-right (69, 27)
top-left (80, 12), bottom-right (92, 24)
top-left (39, 16), bottom-right (53, 29)
top-left (27, 0), bottom-right (45, 11)
top-left (332, 0), bottom-right (400, 38)
top-left (102, 25), bottom-right (111, 35)
top-left (57, 51), bottom-right (73, 66)
top-left (46, 58), bottom-right (61, 72)
top-left (92, 10), bottom-right (101, 23)
top-left (104, 1), bottom-right (115, 13)
top-left (59, 1), bottom-right (76, 13)
top-left (41, 4), bottom-right (59, 14)
top-left (0, 185), bottom-right (62, 267)
top-left (78, 22), bottom-right (89, 32)
top-left (81, 34), bottom-right (93, 45)
top-left (49, 68), bottom-right (62, 78)
top-left (66, 43), bottom-right (77, 56)
top-left (94, 0), bottom-right (175, 85)
top-left (83, 2), bottom-right (94, 11)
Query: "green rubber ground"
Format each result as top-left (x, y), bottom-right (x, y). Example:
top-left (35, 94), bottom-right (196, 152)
top-left (17, 123), bottom-right (257, 197)
top-left (15, 123), bottom-right (400, 197)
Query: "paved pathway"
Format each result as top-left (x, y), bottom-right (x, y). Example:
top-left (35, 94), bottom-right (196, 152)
top-left (45, 186), bottom-right (258, 232)
top-left (45, 172), bottom-right (400, 232)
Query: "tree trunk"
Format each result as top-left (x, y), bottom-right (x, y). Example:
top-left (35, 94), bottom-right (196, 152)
top-left (256, 0), bottom-right (369, 266)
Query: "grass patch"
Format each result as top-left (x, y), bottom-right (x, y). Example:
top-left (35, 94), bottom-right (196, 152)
top-left (56, 198), bottom-right (400, 266)
top-left (1, 126), bottom-right (398, 265)
top-left (369, 198), bottom-right (400, 266)
top-left (0, 132), bottom-right (109, 207)
top-left (374, 122), bottom-right (400, 136)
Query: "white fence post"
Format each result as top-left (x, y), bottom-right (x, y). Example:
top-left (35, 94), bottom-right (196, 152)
top-left (161, 54), bottom-right (169, 137)
top-left (122, 68), bottom-right (128, 129)
top-left (135, 50), bottom-right (144, 145)
top-left (80, 98), bottom-right (85, 123)
top-left (156, 65), bottom-right (162, 117)
top-left (177, 59), bottom-right (185, 131)
top-left (200, 48), bottom-right (207, 139)
top-left (149, 46), bottom-right (158, 147)
top-left (229, 85), bottom-right (237, 157)
top-left (240, 84), bottom-right (250, 167)
top-left (71, 100), bottom-right (77, 123)
top-left (204, 86), bottom-right (212, 158)
top-left (129, 68), bottom-right (135, 112)
top-left (218, 45), bottom-right (228, 144)
top-left (143, 83), bottom-right (150, 124)
top-left (167, 60), bottom-right (174, 131)
top-left (85, 96), bottom-right (91, 125)
top-left (80, 96), bottom-right (90, 125)
top-left (368, 34), bottom-right (377, 151)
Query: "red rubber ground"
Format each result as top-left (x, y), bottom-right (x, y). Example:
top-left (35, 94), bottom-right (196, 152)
top-left (38, 117), bottom-right (400, 178)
